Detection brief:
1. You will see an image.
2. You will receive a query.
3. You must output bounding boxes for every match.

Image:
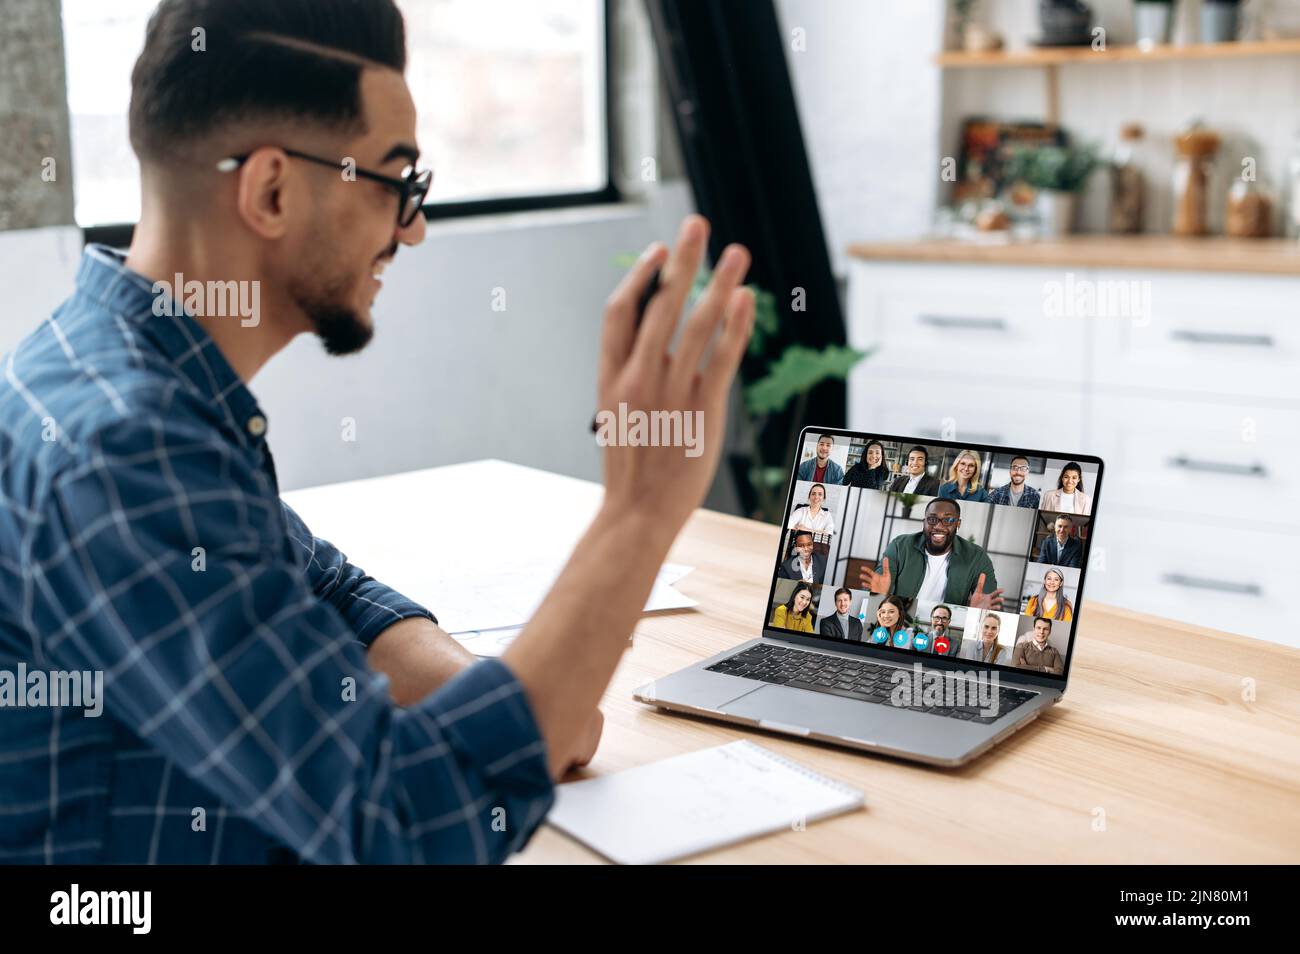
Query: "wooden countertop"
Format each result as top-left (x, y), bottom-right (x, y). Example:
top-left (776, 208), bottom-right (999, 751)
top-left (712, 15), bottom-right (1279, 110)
top-left (847, 235), bottom-right (1300, 275)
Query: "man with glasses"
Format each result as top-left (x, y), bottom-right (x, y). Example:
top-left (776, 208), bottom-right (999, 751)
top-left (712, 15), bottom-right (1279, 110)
top-left (988, 455), bottom-right (1042, 508)
top-left (0, 0), bottom-right (755, 865)
top-left (923, 603), bottom-right (960, 657)
top-left (858, 499), bottom-right (1004, 610)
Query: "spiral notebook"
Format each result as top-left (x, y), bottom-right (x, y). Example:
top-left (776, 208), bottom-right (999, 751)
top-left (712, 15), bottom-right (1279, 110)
top-left (547, 741), bottom-right (864, 864)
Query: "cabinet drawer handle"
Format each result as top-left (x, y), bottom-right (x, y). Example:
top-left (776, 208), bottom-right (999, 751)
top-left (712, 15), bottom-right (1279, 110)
top-left (1161, 573), bottom-right (1262, 597)
top-left (1168, 456), bottom-right (1267, 478)
top-left (918, 314), bottom-right (1008, 332)
top-left (1170, 329), bottom-right (1275, 348)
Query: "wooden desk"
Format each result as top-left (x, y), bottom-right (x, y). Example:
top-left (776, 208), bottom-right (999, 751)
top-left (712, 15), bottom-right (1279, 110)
top-left (285, 461), bottom-right (1300, 864)
top-left (517, 512), bottom-right (1300, 865)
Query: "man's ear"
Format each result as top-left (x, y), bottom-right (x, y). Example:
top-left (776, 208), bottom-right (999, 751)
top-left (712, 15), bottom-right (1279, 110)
top-left (233, 149), bottom-right (296, 240)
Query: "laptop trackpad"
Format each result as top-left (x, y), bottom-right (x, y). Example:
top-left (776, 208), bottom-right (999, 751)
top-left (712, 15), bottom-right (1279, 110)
top-left (720, 684), bottom-right (908, 738)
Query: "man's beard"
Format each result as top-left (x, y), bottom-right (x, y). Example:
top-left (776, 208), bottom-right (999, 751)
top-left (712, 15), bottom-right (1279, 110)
top-left (310, 303), bottom-right (373, 356)
top-left (290, 272), bottom-right (374, 356)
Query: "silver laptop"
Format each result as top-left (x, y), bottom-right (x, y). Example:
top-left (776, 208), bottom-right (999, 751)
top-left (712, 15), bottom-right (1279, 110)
top-left (635, 427), bottom-right (1103, 766)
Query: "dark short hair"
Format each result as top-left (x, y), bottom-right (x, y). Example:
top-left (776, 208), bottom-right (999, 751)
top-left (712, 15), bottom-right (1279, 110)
top-left (1034, 616), bottom-right (1053, 631)
top-left (793, 531), bottom-right (814, 543)
top-left (932, 604), bottom-right (952, 618)
top-left (817, 433), bottom-right (835, 443)
top-left (1054, 514), bottom-right (1075, 525)
top-left (129, 0), bottom-right (406, 162)
top-left (834, 587), bottom-right (852, 601)
top-left (926, 497), bottom-right (960, 518)
top-left (907, 445), bottom-right (928, 463)
top-left (1011, 455), bottom-right (1030, 466)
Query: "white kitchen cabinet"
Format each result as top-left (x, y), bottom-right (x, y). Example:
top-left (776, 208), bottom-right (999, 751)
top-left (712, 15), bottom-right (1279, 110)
top-left (847, 256), bottom-right (1300, 643)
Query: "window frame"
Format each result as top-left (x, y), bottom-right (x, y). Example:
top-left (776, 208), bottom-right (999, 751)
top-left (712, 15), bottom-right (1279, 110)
top-left (82, 0), bottom-right (619, 247)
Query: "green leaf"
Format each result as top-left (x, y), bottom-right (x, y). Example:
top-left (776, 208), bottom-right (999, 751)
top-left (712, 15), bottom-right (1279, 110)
top-left (743, 344), bottom-right (870, 417)
top-left (747, 285), bottom-right (778, 354)
top-left (750, 465), bottom-right (788, 490)
top-left (1002, 144), bottom-right (1100, 193)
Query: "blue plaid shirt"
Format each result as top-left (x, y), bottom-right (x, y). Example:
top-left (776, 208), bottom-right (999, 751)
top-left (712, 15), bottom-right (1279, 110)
top-left (0, 246), bottom-right (553, 864)
top-left (986, 482), bottom-right (1041, 508)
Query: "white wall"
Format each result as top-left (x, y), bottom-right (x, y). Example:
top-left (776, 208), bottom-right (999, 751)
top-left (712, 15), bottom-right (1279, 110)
top-left (776, 0), bottom-right (947, 275)
top-left (254, 184), bottom-right (693, 490)
top-left (0, 226), bottom-right (84, 354)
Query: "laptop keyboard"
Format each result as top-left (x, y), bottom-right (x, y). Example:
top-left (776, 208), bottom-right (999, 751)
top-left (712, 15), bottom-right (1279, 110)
top-left (704, 644), bottom-right (1035, 724)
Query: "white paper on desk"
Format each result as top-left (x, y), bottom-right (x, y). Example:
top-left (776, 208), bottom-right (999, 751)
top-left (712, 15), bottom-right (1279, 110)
top-left (439, 562), bottom-right (695, 636)
top-left (547, 741), bottom-right (864, 865)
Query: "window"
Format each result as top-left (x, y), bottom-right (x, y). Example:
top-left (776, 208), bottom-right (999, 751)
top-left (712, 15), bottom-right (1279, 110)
top-left (61, 0), bottom-right (612, 231)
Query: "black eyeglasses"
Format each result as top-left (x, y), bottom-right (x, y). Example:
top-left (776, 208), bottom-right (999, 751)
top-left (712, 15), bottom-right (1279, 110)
top-left (217, 148), bottom-right (433, 227)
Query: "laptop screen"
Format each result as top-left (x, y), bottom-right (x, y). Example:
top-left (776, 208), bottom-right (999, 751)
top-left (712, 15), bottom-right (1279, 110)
top-left (763, 428), bottom-right (1103, 683)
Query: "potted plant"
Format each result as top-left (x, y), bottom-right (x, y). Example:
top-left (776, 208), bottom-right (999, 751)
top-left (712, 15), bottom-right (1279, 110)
top-left (1002, 143), bottom-right (1101, 237)
top-left (1202, 0), bottom-right (1242, 43)
top-left (890, 491), bottom-right (923, 520)
top-left (1133, 0), bottom-right (1176, 48)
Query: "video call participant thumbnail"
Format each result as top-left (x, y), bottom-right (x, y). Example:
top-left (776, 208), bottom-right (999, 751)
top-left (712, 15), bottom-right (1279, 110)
top-left (1025, 566), bottom-right (1073, 621)
top-left (786, 483), bottom-right (835, 536)
top-left (921, 603), bottom-right (959, 656)
top-left (778, 530), bottom-right (826, 583)
top-left (888, 445), bottom-right (940, 496)
top-left (1012, 617), bottom-right (1065, 675)
top-left (1038, 514), bottom-right (1083, 568)
top-left (770, 582), bottom-right (817, 632)
top-left (958, 611), bottom-right (1005, 664)
top-left (818, 587), bottom-right (864, 641)
top-left (938, 448), bottom-right (989, 503)
top-left (987, 455), bottom-right (1041, 508)
top-left (797, 433), bottom-right (844, 485)
top-left (1042, 461), bottom-right (1093, 515)
top-left (858, 499), bottom-right (1003, 609)
top-left (842, 439), bottom-right (891, 490)
top-left (866, 595), bottom-right (911, 648)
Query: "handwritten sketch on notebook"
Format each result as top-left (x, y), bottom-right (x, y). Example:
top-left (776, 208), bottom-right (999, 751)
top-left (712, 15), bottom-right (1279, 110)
top-left (547, 741), bottom-right (864, 864)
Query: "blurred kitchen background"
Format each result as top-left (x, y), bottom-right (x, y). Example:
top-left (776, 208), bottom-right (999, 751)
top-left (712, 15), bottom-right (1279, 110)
top-left (1, 0), bottom-right (1297, 643)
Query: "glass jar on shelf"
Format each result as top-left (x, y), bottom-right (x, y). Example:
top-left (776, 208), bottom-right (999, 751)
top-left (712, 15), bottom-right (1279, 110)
top-left (1109, 122), bottom-right (1145, 234)
top-left (1172, 122), bottom-right (1221, 237)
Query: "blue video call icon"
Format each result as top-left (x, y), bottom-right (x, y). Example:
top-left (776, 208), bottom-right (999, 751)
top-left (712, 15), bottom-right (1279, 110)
top-left (913, 631), bottom-right (930, 651)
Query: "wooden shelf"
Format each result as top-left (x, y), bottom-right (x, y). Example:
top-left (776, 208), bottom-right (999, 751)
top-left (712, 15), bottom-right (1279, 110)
top-left (847, 235), bottom-right (1300, 276)
top-left (935, 37), bottom-right (1300, 68)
